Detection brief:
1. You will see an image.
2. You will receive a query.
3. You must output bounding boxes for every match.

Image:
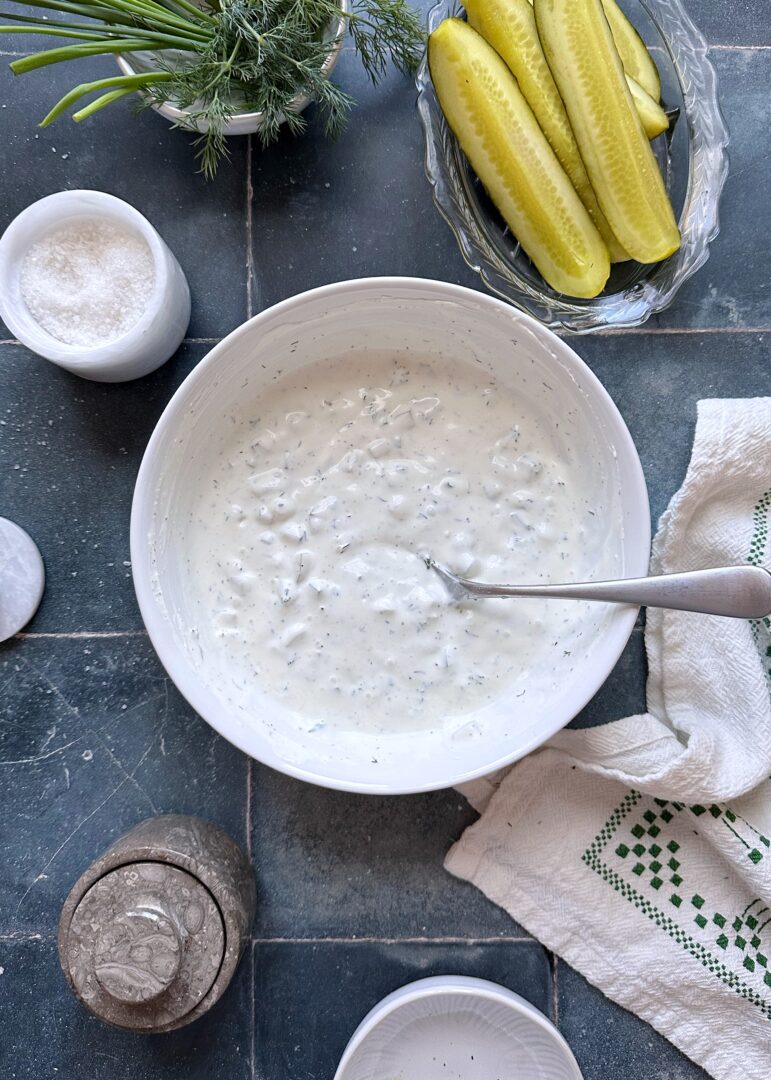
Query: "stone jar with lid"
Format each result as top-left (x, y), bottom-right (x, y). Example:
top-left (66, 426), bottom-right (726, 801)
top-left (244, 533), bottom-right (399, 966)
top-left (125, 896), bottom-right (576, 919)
top-left (58, 815), bottom-right (255, 1033)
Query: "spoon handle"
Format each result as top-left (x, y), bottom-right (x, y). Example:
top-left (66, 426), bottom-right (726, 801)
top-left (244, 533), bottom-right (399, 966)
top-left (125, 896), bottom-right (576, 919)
top-left (455, 565), bottom-right (771, 619)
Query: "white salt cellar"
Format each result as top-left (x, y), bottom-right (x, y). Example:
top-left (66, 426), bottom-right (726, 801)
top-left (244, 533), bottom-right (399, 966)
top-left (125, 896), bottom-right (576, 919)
top-left (0, 190), bottom-right (190, 381)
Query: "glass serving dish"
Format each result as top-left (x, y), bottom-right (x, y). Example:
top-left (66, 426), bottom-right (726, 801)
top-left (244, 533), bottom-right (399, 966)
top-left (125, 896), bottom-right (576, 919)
top-left (416, 0), bottom-right (729, 332)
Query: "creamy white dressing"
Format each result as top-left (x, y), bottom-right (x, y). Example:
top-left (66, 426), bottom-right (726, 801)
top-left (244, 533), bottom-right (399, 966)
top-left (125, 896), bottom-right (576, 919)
top-left (184, 351), bottom-right (619, 735)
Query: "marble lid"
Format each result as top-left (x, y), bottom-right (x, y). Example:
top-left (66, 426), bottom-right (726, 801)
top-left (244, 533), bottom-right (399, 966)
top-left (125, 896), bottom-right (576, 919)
top-left (62, 861), bottom-right (225, 1030)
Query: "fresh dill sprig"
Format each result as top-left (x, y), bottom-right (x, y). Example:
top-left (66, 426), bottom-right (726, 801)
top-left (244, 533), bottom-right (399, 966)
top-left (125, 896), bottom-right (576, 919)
top-left (2, 0), bottom-right (425, 177)
top-left (150, 0), bottom-right (359, 165)
top-left (348, 0), bottom-right (424, 81)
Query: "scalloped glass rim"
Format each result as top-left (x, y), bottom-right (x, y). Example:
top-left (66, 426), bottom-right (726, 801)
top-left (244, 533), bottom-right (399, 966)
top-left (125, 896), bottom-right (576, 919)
top-left (416, 0), bottom-right (729, 333)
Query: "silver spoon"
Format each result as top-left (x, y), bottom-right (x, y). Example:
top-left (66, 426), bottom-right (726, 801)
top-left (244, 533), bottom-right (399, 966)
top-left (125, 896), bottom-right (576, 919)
top-left (424, 558), bottom-right (771, 619)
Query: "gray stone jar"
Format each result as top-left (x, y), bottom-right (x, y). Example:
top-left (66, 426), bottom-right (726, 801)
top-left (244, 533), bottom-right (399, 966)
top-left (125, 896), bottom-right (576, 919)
top-left (58, 815), bottom-right (255, 1032)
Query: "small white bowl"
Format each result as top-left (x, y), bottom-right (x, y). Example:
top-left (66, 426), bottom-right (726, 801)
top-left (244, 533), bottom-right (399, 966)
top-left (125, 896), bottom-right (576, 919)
top-left (0, 190), bottom-right (190, 382)
top-left (334, 976), bottom-right (583, 1080)
top-left (115, 0), bottom-right (349, 137)
top-left (131, 278), bottom-right (650, 794)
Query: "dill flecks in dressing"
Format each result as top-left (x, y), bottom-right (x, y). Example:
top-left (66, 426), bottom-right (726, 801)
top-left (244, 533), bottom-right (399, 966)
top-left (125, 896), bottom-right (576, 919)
top-left (185, 351), bottom-right (617, 734)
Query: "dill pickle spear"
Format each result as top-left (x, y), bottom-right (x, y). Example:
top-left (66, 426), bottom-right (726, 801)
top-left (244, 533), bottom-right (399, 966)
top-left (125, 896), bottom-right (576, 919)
top-left (428, 19), bottom-right (610, 298)
top-left (601, 0), bottom-right (660, 100)
top-left (535, 0), bottom-right (679, 264)
top-left (626, 74), bottom-right (669, 138)
top-left (522, 0), bottom-right (658, 157)
top-left (465, 0), bottom-right (629, 263)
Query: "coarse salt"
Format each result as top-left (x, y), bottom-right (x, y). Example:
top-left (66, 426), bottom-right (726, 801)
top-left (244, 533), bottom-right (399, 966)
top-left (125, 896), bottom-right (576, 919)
top-left (20, 219), bottom-right (155, 346)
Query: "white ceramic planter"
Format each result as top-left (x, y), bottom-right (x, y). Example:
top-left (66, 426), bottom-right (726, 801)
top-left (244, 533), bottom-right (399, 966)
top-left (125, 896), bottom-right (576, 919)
top-left (131, 278), bottom-right (650, 794)
top-left (116, 0), bottom-right (349, 136)
top-left (0, 190), bottom-right (190, 382)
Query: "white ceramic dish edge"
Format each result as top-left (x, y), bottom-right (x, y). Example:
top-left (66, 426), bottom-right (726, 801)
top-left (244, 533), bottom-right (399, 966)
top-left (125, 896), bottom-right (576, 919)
top-left (130, 277), bottom-right (650, 794)
top-left (333, 975), bottom-right (584, 1080)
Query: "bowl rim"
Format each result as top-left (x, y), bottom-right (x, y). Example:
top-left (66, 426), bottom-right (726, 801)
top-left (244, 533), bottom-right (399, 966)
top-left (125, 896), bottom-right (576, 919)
top-left (416, 0), bottom-right (730, 333)
top-left (333, 975), bottom-right (584, 1079)
top-left (131, 276), bottom-right (651, 794)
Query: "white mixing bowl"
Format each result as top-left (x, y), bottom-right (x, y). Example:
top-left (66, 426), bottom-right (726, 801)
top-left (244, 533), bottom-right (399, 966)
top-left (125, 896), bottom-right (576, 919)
top-left (131, 278), bottom-right (649, 794)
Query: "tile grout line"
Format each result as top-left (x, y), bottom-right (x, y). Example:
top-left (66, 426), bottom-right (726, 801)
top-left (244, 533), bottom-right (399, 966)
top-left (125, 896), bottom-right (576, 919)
top-left (0, 932), bottom-right (51, 941)
top-left (550, 952), bottom-right (560, 1026)
top-left (7, 47), bottom-right (771, 54)
top-left (0, 931), bottom-right (540, 943)
top-left (244, 741), bottom-right (254, 1080)
top-left (245, 757), bottom-right (253, 861)
top-left (0, 337), bottom-right (222, 346)
top-left (246, 133), bottom-right (255, 319)
top-left (15, 630), bottom-right (149, 640)
top-left (555, 326), bottom-right (770, 337)
top-left (249, 935), bottom-right (540, 945)
top-left (250, 941), bottom-right (257, 1080)
top-left (709, 43), bottom-right (771, 50)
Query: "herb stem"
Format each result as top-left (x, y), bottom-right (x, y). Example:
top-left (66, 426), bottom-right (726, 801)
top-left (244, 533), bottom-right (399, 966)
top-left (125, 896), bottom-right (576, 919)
top-left (1, 10), bottom-right (112, 30)
top-left (134, 0), bottom-right (212, 32)
top-left (96, 0), bottom-right (211, 40)
top-left (72, 84), bottom-right (135, 118)
top-left (5, 0), bottom-right (213, 40)
top-left (10, 37), bottom-right (168, 73)
top-left (0, 15), bottom-right (201, 48)
top-left (40, 68), bottom-right (173, 124)
top-left (155, 0), bottom-right (216, 25)
top-left (2, 0), bottom-right (149, 27)
top-left (0, 21), bottom-right (108, 38)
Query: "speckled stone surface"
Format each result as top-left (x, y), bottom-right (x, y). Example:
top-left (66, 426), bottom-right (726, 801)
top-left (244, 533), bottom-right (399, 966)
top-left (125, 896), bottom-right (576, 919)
top-left (0, 1), bottom-right (767, 1076)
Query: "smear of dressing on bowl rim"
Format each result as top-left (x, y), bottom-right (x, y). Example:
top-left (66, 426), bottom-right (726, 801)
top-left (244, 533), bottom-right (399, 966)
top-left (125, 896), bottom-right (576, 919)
top-left (182, 350), bottom-right (621, 736)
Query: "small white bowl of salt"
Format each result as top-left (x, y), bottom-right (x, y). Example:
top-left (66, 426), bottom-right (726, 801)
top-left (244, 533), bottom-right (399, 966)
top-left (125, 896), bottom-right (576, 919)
top-left (0, 190), bottom-right (190, 382)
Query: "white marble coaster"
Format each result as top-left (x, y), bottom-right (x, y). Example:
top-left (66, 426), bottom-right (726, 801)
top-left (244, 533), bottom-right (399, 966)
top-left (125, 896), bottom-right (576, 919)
top-left (0, 518), bottom-right (45, 642)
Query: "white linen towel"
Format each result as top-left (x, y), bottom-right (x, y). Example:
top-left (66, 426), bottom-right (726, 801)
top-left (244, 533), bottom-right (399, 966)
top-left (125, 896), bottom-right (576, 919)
top-left (446, 398), bottom-right (771, 1080)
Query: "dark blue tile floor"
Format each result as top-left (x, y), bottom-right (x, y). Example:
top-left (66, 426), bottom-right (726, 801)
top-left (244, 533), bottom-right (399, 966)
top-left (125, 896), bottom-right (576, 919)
top-left (0, 937), bottom-right (253, 1080)
top-left (0, 636), bottom-right (247, 933)
top-left (556, 960), bottom-right (707, 1080)
top-left (0, 342), bottom-right (205, 630)
top-left (1, 0), bottom-right (766, 1076)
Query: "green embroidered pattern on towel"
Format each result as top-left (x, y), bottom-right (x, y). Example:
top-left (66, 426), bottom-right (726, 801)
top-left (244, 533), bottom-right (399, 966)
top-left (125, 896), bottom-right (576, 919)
top-left (583, 487), bottom-right (771, 1017)
top-left (583, 792), bottom-right (771, 1019)
top-left (748, 488), bottom-right (771, 680)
